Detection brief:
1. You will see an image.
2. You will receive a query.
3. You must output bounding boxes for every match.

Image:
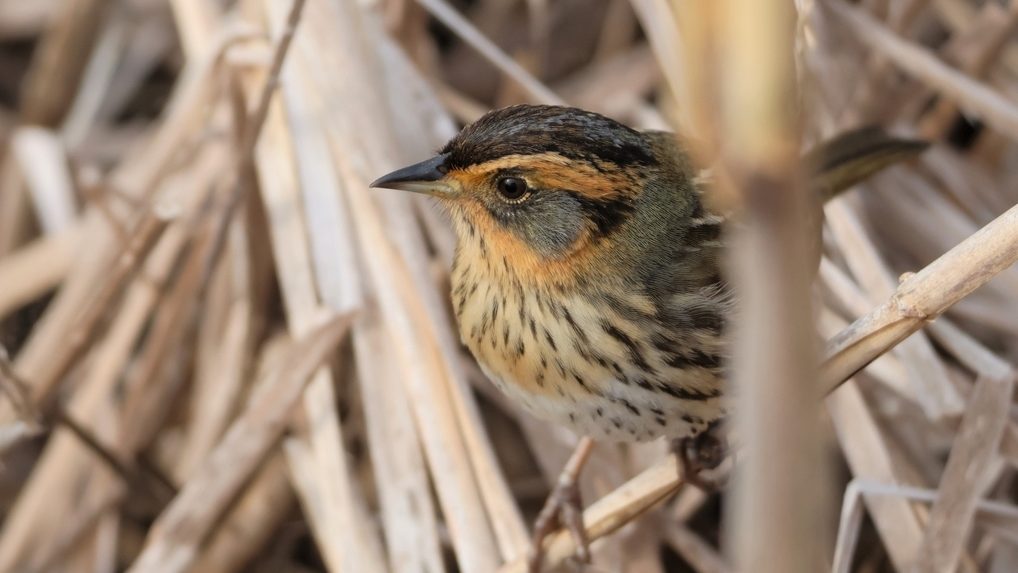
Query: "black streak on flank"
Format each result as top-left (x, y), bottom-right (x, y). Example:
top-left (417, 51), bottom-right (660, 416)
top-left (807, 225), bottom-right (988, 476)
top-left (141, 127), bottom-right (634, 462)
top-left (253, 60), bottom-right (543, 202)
top-left (555, 358), bottom-right (567, 377)
top-left (602, 321), bottom-right (655, 374)
top-left (571, 371), bottom-right (593, 394)
top-left (562, 307), bottom-right (588, 343)
top-left (690, 308), bottom-right (725, 336)
top-left (572, 336), bottom-right (594, 362)
top-left (655, 381), bottom-right (720, 401)
top-left (543, 328), bottom-right (558, 352)
top-left (665, 349), bottom-right (722, 371)
top-left (619, 399), bottom-right (640, 416)
top-left (686, 220), bottom-right (722, 245)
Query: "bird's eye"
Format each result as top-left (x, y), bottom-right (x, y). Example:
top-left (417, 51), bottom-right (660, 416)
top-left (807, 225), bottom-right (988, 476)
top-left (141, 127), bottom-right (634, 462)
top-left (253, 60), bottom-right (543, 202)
top-left (496, 176), bottom-right (529, 202)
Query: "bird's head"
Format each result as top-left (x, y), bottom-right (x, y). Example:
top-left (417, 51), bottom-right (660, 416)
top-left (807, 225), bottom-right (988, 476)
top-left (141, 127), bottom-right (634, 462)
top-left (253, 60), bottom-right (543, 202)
top-left (371, 105), bottom-right (663, 269)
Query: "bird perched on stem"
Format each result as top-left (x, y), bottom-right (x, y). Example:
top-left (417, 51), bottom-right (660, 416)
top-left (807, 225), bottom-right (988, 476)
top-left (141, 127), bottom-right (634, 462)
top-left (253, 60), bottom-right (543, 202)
top-left (371, 104), bottom-right (925, 571)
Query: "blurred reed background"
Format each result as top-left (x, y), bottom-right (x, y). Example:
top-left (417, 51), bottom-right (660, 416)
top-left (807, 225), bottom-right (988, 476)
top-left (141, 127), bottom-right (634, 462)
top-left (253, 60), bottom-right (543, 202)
top-left (0, 0), bottom-right (1017, 571)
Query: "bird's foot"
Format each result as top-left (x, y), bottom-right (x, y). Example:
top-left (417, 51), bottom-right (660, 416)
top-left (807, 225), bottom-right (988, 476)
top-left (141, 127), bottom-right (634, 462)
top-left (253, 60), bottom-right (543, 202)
top-left (529, 436), bottom-right (594, 573)
top-left (672, 421), bottom-right (731, 491)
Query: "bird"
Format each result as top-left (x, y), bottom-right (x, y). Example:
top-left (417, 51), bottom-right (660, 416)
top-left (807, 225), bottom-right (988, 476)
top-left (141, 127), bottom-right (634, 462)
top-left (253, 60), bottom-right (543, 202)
top-left (370, 104), bottom-right (925, 570)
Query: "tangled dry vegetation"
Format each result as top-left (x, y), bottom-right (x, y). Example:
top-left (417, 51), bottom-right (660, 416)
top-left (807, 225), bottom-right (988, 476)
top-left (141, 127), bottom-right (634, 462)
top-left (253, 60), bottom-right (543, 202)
top-left (0, 0), bottom-right (1017, 571)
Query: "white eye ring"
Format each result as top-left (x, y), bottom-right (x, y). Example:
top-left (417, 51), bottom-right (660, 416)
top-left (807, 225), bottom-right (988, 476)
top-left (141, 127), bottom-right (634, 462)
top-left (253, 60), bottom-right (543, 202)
top-left (497, 176), bottom-right (530, 203)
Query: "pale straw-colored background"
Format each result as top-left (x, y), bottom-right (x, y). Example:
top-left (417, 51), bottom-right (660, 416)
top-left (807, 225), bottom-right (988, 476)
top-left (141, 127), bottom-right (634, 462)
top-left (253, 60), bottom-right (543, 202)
top-left (0, 0), bottom-right (1017, 571)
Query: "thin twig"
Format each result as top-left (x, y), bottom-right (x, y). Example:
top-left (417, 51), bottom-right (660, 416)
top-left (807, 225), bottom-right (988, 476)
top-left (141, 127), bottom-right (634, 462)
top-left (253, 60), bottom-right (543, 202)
top-left (821, 201), bottom-right (1018, 394)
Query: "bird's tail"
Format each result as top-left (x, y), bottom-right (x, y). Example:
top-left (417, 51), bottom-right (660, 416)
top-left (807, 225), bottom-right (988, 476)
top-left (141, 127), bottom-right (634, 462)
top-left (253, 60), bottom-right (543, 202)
top-left (804, 127), bottom-right (928, 203)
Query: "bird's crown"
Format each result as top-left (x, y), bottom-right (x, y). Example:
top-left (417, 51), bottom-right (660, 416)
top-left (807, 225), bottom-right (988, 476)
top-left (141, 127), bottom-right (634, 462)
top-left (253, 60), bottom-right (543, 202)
top-left (440, 104), bottom-right (657, 170)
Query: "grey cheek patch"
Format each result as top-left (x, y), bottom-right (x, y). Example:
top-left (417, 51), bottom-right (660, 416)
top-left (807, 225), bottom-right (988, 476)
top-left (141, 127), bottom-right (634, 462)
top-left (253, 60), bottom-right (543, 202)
top-left (510, 193), bottom-right (586, 259)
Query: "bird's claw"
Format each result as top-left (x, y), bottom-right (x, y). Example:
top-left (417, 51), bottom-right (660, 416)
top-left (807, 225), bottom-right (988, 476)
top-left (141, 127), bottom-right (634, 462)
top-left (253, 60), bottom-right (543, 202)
top-left (529, 436), bottom-right (596, 573)
top-left (529, 474), bottom-right (588, 572)
top-left (674, 422), bottom-right (731, 491)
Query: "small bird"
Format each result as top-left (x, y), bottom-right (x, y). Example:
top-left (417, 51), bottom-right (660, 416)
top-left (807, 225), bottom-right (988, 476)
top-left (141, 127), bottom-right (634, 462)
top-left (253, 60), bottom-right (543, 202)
top-left (371, 104), bottom-right (924, 569)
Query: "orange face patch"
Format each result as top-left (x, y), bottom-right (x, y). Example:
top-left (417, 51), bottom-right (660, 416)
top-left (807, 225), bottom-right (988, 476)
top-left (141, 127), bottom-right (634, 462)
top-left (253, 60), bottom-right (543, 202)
top-left (451, 199), bottom-right (617, 290)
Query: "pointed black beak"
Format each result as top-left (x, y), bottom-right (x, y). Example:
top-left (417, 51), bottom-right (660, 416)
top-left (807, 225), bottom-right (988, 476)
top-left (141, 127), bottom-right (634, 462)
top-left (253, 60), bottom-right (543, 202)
top-left (369, 153), bottom-right (454, 195)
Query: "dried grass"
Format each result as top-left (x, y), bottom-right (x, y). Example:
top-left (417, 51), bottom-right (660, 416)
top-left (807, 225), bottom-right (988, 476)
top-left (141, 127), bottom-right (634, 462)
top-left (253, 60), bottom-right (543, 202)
top-left (0, 0), bottom-right (1016, 571)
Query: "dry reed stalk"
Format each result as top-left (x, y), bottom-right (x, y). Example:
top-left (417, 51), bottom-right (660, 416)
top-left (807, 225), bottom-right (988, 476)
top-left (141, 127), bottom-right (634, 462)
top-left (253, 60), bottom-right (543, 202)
top-left (175, 252), bottom-right (254, 478)
top-left (18, 0), bottom-right (112, 126)
top-left (835, 480), bottom-right (1018, 571)
top-left (246, 3), bottom-right (390, 570)
top-left (168, 0), bottom-right (225, 60)
top-left (58, 7), bottom-right (129, 151)
top-left (10, 127), bottom-right (77, 234)
top-left (821, 200), bottom-right (1018, 394)
top-left (915, 373), bottom-right (1014, 571)
top-left (825, 379), bottom-right (927, 571)
top-left (0, 160), bottom-right (30, 257)
top-left (128, 313), bottom-right (356, 573)
top-left (0, 1), bottom-right (58, 40)
top-left (248, 86), bottom-right (378, 567)
top-left (824, 198), bottom-right (963, 419)
top-left (192, 335), bottom-right (294, 572)
top-left (0, 226), bottom-right (80, 321)
top-left (712, 1), bottom-right (829, 572)
top-left (663, 520), bottom-right (731, 573)
top-left (628, 0), bottom-right (682, 113)
top-left (353, 316), bottom-right (445, 573)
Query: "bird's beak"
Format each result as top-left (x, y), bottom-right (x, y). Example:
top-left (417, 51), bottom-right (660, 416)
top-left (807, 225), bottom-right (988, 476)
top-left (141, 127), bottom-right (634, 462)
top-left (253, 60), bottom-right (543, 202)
top-left (369, 153), bottom-right (455, 196)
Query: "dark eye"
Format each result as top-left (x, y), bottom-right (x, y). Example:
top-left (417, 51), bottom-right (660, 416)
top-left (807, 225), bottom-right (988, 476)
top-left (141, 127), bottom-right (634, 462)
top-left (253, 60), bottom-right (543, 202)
top-left (496, 176), bottom-right (529, 201)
